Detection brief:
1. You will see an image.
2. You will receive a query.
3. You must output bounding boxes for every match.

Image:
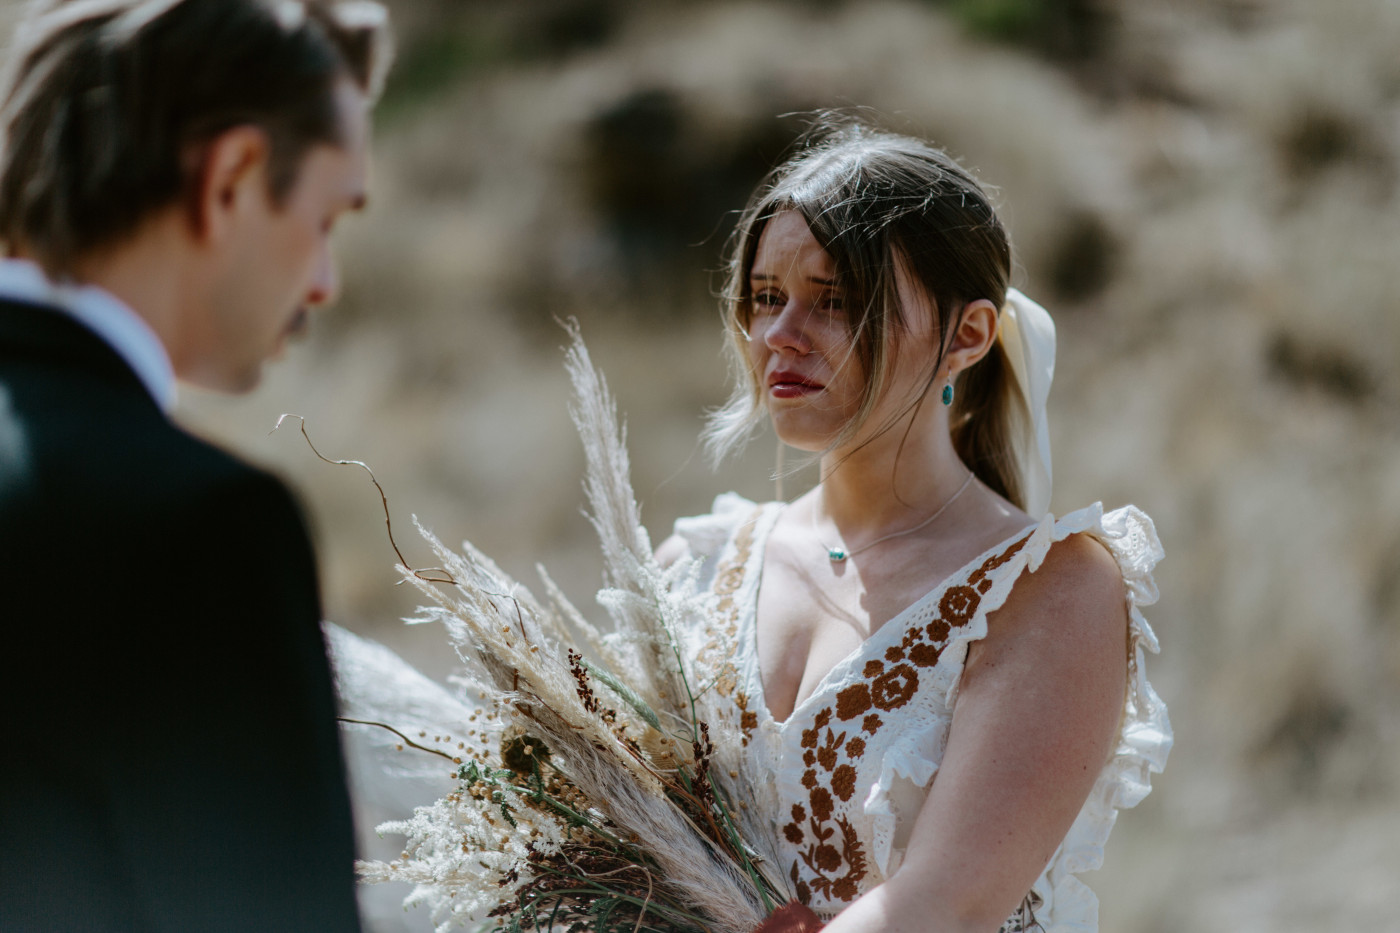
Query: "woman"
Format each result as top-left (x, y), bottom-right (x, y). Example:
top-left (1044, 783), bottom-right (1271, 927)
top-left (658, 122), bottom-right (1170, 933)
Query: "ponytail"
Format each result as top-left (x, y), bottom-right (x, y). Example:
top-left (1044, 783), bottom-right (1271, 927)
top-left (950, 335), bottom-right (1027, 510)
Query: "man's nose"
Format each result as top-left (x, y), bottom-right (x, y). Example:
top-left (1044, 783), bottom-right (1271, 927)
top-left (305, 246), bottom-right (339, 308)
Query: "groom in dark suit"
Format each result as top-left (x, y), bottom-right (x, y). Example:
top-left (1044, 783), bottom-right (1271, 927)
top-left (0, 2), bottom-right (392, 930)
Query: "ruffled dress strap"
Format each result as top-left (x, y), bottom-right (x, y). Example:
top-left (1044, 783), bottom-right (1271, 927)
top-left (670, 492), bottom-right (764, 589)
top-left (954, 504), bottom-right (1172, 931)
top-left (1030, 506), bottom-right (1171, 932)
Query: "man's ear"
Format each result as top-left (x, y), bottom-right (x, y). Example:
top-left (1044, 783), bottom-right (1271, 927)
top-left (945, 298), bottom-right (1000, 373)
top-left (186, 126), bottom-right (271, 244)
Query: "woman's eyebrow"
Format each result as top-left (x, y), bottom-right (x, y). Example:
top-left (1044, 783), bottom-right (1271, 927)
top-left (748, 273), bottom-right (840, 287)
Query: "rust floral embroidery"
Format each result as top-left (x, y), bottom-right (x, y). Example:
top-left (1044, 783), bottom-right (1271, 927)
top-left (870, 663), bottom-right (918, 711)
top-left (831, 764), bottom-right (857, 801)
top-left (697, 508), bottom-right (765, 746)
top-left (735, 694), bottom-right (759, 746)
top-left (835, 682), bottom-right (871, 721)
top-left (783, 532), bottom-right (1032, 908)
top-left (939, 585), bottom-right (978, 625)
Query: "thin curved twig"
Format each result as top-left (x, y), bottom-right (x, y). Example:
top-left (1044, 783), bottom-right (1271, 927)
top-left (271, 414), bottom-right (456, 584)
top-left (337, 717), bottom-right (458, 762)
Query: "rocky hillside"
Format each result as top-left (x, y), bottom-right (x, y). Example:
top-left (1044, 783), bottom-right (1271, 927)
top-left (173, 1), bottom-right (1400, 929)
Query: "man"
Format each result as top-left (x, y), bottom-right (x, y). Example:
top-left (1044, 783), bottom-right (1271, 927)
top-left (0, 2), bottom-right (391, 929)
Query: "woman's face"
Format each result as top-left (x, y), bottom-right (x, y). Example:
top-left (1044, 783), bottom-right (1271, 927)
top-left (747, 210), bottom-right (940, 454)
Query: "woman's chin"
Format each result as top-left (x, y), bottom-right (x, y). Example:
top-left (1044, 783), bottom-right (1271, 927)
top-left (769, 420), bottom-right (839, 454)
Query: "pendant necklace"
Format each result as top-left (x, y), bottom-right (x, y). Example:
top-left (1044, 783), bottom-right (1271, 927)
top-left (814, 471), bottom-right (976, 562)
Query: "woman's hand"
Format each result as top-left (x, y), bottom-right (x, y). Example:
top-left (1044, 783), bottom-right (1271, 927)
top-left (823, 533), bottom-right (1129, 933)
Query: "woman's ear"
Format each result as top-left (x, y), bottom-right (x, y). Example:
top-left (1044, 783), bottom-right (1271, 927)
top-left (945, 298), bottom-right (999, 374)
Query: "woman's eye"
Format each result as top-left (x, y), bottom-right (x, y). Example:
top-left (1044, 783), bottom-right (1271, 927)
top-left (752, 291), bottom-right (784, 312)
top-left (823, 294), bottom-right (845, 313)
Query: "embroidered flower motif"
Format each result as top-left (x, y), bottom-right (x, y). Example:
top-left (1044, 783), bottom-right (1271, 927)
top-left (925, 617), bottom-right (951, 645)
top-left (810, 787), bottom-right (834, 821)
top-left (815, 844), bottom-right (841, 872)
top-left (845, 737), bottom-right (865, 758)
top-left (862, 659), bottom-right (884, 678)
top-left (695, 513), bottom-right (759, 704)
top-left (939, 585), bottom-right (978, 625)
top-left (870, 663), bottom-right (918, 711)
top-left (831, 764), bottom-right (857, 801)
top-left (832, 876), bottom-right (859, 901)
top-left (792, 813), bottom-right (868, 903)
top-left (862, 714), bottom-right (883, 733)
top-left (714, 563), bottom-right (746, 596)
top-left (735, 693), bottom-right (758, 746)
top-left (836, 682), bottom-right (872, 721)
top-left (909, 641), bottom-right (942, 666)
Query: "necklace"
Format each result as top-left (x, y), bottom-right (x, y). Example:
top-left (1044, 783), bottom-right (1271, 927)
top-left (814, 471), bottom-right (977, 562)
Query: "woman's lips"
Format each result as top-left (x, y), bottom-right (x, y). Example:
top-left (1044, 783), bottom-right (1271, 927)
top-left (768, 370), bottom-right (823, 398)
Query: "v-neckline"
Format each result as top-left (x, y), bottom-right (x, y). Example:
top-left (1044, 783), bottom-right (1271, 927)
top-left (745, 504), bottom-right (1039, 728)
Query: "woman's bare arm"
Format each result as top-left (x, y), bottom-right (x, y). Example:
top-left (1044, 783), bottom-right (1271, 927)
top-left (822, 533), bottom-right (1129, 933)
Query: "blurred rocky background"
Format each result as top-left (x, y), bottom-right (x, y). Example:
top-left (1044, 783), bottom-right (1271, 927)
top-left (165, 0), bottom-right (1400, 929)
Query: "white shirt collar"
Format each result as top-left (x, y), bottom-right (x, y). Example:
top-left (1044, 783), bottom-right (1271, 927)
top-left (0, 258), bottom-right (177, 413)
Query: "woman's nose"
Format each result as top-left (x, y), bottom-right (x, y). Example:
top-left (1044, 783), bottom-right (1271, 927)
top-left (762, 299), bottom-right (814, 354)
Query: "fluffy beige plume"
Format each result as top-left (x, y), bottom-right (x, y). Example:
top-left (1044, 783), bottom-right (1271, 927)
top-left (563, 326), bottom-right (790, 895)
top-left (400, 527), bottom-right (669, 797)
top-left (562, 326), bottom-right (697, 718)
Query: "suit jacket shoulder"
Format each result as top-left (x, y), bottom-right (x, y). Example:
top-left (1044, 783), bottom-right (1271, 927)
top-left (0, 301), bottom-right (361, 932)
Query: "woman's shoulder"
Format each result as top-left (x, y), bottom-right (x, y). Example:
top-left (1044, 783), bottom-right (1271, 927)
top-left (1033, 504), bottom-right (1164, 603)
top-left (985, 503), bottom-right (1163, 649)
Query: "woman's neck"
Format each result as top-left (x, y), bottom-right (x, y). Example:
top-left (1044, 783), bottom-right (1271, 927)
top-left (814, 409), bottom-right (971, 534)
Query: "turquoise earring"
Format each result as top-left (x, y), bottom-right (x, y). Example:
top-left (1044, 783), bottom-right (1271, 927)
top-left (942, 377), bottom-right (954, 406)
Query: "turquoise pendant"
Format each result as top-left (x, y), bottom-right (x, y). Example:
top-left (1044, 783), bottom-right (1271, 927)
top-left (827, 547), bottom-right (848, 562)
top-left (942, 383), bottom-right (954, 406)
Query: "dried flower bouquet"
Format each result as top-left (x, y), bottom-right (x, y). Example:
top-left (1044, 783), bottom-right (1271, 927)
top-left (339, 328), bottom-right (790, 933)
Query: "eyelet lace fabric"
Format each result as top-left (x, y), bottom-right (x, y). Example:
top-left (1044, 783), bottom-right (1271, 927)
top-left (672, 494), bottom-right (1172, 932)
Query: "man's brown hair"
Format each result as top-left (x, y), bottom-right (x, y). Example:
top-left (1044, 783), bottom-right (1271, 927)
top-left (0, 0), bottom-right (392, 277)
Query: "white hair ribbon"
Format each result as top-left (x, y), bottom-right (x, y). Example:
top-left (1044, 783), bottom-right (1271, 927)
top-left (997, 288), bottom-right (1056, 517)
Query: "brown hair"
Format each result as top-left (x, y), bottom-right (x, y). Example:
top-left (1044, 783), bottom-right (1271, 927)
top-left (707, 119), bottom-right (1028, 509)
top-left (0, 0), bottom-right (393, 276)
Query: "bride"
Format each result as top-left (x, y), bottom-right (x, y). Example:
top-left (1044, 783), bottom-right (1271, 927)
top-left (656, 121), bottom-right (1170, 933)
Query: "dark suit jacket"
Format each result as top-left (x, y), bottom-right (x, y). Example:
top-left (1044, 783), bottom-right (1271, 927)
top-left (0, 300), bottom-right (362, 931)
